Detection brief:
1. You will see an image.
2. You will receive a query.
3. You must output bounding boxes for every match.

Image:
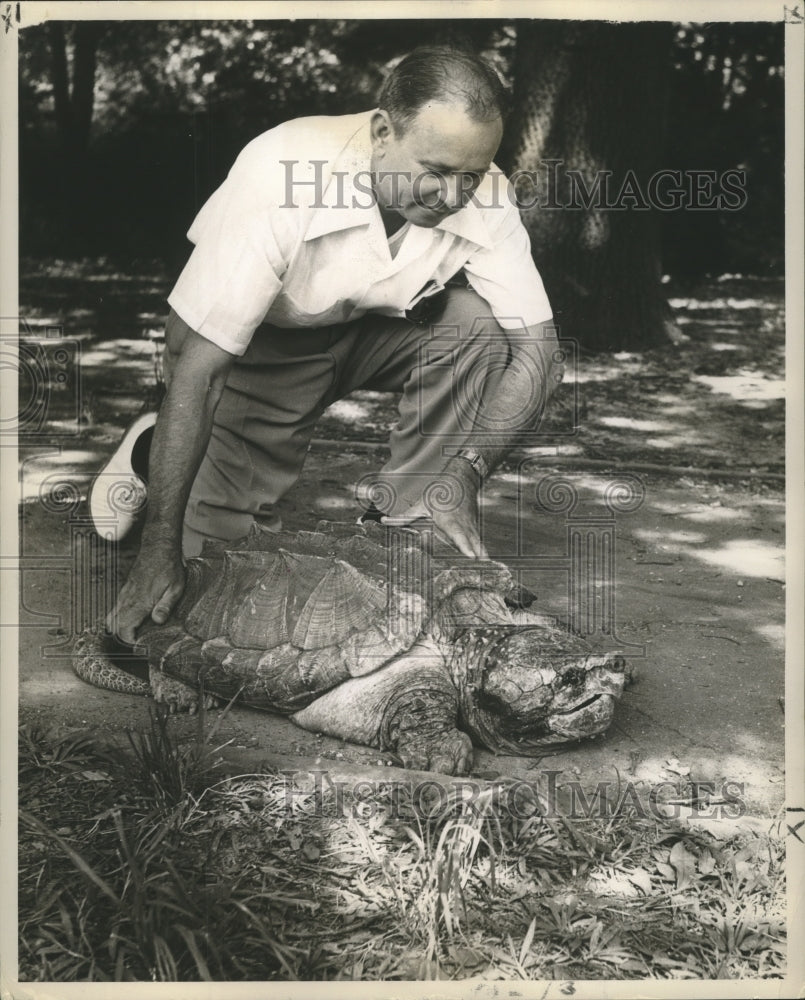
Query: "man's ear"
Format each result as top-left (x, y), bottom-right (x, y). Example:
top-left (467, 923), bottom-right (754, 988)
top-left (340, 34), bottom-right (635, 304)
top-left (370, 110), bottom-right (394, 149)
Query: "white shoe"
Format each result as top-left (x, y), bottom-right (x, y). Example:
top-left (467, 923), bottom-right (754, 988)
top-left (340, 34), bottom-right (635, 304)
top-left (88, 411), bottom-right (157, 541)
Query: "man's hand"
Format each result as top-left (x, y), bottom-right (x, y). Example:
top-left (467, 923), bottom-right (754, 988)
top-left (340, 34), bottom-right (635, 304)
top-left (106, 313), bottom-right (235, 643)
top-left (383, 458), bottom-right (488, 559)
top-left (107, 545), bottom-right (186, 644)
top-left (430, 495), bottom-right (488, 559)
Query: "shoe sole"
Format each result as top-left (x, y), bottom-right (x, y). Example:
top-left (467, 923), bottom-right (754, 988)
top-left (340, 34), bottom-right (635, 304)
top-left (88, 411), bottom-right (158, 541)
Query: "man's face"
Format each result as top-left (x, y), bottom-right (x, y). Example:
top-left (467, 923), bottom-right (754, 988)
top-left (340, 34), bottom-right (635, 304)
top-left (371, 101), bottom-right (503, 227)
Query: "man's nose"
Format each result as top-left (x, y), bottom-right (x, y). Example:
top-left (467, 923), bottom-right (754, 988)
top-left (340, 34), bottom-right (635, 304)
top-left (443, 175), bottom-right (465, 211)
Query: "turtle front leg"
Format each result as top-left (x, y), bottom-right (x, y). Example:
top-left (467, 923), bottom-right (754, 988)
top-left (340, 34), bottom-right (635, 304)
top-left (395, 722), bottom-right (473, 775)
top-left (291, 640), bottom-right (475, 776)
top-left (384, 687), bottom-right (474, 775)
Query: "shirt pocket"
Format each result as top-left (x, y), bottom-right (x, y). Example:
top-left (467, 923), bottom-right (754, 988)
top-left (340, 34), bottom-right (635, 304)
top-left (274, 287), bottom-right (355, 327)
top-left (278, 243), bottom-right (364, 325)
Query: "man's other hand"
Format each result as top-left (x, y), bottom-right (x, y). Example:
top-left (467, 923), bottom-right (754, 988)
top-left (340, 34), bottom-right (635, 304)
top-left (430, 500), bottom-right (488, 559)
top-left (107, 550), bottom-right (186, 644)
top-left (382, 459), bottom-right (489, 559)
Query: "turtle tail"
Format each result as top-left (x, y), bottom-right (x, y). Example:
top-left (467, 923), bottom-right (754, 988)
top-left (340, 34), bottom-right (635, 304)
top-left (72, 627), bottom-right (151, 695)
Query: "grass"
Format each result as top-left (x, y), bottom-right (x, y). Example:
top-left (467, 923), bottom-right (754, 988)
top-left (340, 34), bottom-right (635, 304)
top-left (18, 713), bottom-right (786, 982)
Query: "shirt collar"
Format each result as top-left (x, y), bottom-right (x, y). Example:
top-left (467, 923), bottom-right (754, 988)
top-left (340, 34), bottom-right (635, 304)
top-left (433, 202), bottom-right (494, 249)
top-left (303, 111), bottom-right (495, 251)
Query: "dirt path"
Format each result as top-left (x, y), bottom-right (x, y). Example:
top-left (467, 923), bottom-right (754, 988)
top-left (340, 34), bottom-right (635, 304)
top-left (16, 263), bottom-right (786, 814)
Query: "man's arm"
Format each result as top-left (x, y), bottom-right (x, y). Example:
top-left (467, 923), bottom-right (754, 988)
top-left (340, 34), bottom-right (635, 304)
top-left (108, 311), bottom-right (236, 643)
top-left (416, 319), bottom-right (563, 558)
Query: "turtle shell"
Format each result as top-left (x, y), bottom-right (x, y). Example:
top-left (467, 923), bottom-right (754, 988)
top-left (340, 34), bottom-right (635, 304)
top-left (139, 522), bottom-right (429, 712)
top-left (184, 549), bottom-right (389, 650)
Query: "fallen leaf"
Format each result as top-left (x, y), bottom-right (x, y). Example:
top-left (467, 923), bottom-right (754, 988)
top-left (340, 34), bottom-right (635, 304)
top-left (733, 839), bottom-right (762, 863)
top-left (697, 852), bottom-right (716, 876)
top-left (738, 933), bottom-right (765, 952)
top-left (655, 861), bottom-right (676, 881)
top-left (669, 841), bottom-right (697, 891)
top-left (448, 944), bottom-right (485, 969)
top-left (619, 958), bottom-right (649, 973)
top-left (627, 867), bottom-right (653, 895)
top-left (665, 757), bottom-right (691, 776)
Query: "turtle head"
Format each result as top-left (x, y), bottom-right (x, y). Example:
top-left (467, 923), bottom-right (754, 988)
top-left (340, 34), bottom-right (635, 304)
top-left (454, 625), bottom-right (629, 754)
top-left (428, 562), bottom-right (518, 639)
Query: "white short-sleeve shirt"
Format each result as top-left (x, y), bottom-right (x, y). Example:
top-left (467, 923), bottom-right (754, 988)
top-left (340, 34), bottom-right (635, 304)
top-left (168, 110), bottom-right (553, 357)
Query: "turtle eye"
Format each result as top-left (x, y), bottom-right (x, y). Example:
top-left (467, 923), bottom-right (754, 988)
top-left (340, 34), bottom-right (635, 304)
top-left (560, 667), bottom-right (586, 688)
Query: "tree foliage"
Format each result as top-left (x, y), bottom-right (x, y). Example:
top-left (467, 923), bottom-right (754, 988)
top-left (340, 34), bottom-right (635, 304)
top-left (664, 23), bottom-right (783, 276)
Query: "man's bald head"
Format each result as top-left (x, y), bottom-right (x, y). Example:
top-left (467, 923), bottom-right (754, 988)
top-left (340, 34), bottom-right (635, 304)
top-left (377, 46), bottom-right (510, 136)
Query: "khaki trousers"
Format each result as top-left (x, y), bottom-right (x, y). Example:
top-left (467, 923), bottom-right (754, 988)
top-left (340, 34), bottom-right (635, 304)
top-left (182, 287), bottom-right (511, 556)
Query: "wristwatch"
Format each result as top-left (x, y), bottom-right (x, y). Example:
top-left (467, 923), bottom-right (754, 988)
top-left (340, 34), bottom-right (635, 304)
top-left (454, 448), bottom-right (489, 481)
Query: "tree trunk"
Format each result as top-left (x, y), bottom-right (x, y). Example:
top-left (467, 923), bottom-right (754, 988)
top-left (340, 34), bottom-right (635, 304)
top-left (70, 22), bottom-right (101, 158)
top-left (47, 21), bottom-right (101, 231)
top-left (48, 23), bottom-right (100, 161)
top-left (501, 21), bottom-right (681, 351)
top-left (48, 22), bottom-right (72, 157)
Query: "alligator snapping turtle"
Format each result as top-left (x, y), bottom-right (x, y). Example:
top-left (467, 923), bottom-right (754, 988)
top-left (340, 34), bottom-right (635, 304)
top-left (74, 522), bottom-right (630, 775)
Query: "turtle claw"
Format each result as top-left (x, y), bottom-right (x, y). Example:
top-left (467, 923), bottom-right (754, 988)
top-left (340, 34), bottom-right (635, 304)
top-left (397, 748), bottom-right (429, 771)
top-left (431, 730), bottom-right (474, 776)
top-left (396, 729), bottom-right (474, 777)
top-left (439, 732), bottom-right (475, 776)
top-left (150, 669), bottom-right (207, 715)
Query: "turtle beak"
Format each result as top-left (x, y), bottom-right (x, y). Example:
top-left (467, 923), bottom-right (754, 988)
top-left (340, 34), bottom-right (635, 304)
top-left (546, 693), bottom-right (617, 741)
